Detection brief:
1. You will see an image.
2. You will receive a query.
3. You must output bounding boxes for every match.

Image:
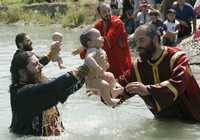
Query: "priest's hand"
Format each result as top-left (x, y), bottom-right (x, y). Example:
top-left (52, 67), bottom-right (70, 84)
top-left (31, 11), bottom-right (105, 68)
top-left (125, 82), bottom-right (150, 96)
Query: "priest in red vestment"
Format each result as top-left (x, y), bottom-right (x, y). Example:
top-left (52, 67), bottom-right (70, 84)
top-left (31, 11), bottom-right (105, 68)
top-left (119, 23), bottom-right (200, 122)
top-left (80, 3), bottom-right (132, 86)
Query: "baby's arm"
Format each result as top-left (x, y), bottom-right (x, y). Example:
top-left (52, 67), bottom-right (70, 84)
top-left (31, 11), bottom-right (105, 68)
top-left (57, 56), bottom-right (65, 69)
top-left (72, 47), bottom-right (85, 56)
top-left (104, 72), bottom-right (124, 98)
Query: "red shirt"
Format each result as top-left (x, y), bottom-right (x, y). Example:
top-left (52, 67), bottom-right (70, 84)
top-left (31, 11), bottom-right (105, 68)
top-left (80, 16), bottom-right (132, 86)
top-left (96, 16), bottom-right (132, 85)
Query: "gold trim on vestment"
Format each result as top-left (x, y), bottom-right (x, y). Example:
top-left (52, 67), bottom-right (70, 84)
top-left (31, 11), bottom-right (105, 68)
top-left (169, 51), bottom-right (193, 77)
top-left (133, 59), bottom-right (142, 82)
top-left (153, 98), bottom-right (161, 112)
top-left (133, 59), bottom-right (162, 112)
top-left (160, 81), bottom-right (178, 101)
top-left (133, 47), bottom-right (168, 113)
top-left (148, 47), bottom-right (167, 84)
top-left (152, 66), bottom-right (160, 84)
top-left (170, 51), bottom-right (185, 70)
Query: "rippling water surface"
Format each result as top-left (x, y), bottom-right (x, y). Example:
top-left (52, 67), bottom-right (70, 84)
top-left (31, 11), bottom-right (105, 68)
top-left (1, 24), bottom-right (200, 140)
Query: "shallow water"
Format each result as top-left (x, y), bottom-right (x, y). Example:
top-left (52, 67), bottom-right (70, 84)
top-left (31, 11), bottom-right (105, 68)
top-left (1, 24), bottom-right (200, 140)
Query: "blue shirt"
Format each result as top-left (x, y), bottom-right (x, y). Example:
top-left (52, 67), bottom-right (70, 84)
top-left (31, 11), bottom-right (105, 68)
top-left (171, 2), bottom-right (196, 22)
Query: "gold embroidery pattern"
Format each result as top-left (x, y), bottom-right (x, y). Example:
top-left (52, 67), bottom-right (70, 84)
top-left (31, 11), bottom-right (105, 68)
top-left (170, 51), bottom-right (185, 70)
top-left (148, 47), bottom-right (167, 84)
top-left (42, 106), bottom-right (64, 136)
top-left (160, 81), bottom-right (178, 101)
top-left (153, 98), bottom-right (161, 112)
top-left (133, 59), bottom-right (162, 112)
top-left (133, 59), bottom-right (142, 82)
top-left (152, 66), bottom-right (160, 84)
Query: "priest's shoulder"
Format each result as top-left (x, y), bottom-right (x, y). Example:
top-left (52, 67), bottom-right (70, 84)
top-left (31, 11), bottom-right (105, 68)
top-left (165, 46), bottom-right (182, 55)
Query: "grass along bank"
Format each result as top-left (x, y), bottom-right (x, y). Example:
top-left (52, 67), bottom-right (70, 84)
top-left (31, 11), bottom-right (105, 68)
top-left (0, 0), bottom-right (100, 28)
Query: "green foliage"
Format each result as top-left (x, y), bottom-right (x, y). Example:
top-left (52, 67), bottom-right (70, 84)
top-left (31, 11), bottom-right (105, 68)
top-left (0, 0), bottom-right (98, 27)
top-left (0, 12), bottom-right (8, 23)
top-left (62, 6), bottom-right (85, 28)
top-left (4, 7), bottom-right (22, 23)
top-left (23, 0), bottom-right (49, 4)
top-left (22, 10), bottom-right (53, 24)
top-left (0, 6), bottom-right (53, 24)
top-left (62, 2), bottom-right (96, 28)
top-left (0, 0), bottom-right (22, 6)
top-left (22, 0), bottom-right (67, 4)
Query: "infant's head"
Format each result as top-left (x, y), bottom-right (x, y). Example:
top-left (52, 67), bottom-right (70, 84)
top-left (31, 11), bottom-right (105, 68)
top-left (52, 32), bottom-right (63, 42)
top-left (80, 28), bottom-right (104, 49)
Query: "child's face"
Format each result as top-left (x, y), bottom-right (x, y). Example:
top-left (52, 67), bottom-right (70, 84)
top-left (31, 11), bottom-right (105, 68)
top-left (150, 15), bottom-right (157, 22)
top-left (167, 13), bottom-right (176, 22)
top-left (53, 35), bottom-right (63, 42)
top-left (140, 4), bottom-right (149, 12)
top-left (88, 29), bottom-right (104, 48)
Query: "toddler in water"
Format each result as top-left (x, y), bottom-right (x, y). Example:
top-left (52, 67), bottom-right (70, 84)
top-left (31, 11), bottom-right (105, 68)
top-left (77, 28), bottom-right (124, 106)
top-left (51, 32), bottom-right (65, 69)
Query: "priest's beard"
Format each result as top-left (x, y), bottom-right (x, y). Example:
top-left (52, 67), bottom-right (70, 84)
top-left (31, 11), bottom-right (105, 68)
top-left (23, 42), bottom-right (33, 51)
top-left (138, 41), bottom-right (156, 62)
top-left (25, 69), bottom-right (42, 84)
top-left (102, 15), bottom-right (111, 23)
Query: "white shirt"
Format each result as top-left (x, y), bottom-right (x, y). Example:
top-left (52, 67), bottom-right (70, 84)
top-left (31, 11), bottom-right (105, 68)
top-left (136, 10), bottom-right (151, 25)
top-left (163, 20), bottom-right (180, 33)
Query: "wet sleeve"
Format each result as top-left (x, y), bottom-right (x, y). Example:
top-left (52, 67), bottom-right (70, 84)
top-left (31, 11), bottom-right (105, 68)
top-left (118, 64), bottom-right (134, 87)
top-left (16, 72), bottom-right (84, 116)
top-left (118, 65), bottom-right (137, 100)
top-left (147, 53), bottom-right (192, 113)
top-left (38, 55), bottom-right (50, 66)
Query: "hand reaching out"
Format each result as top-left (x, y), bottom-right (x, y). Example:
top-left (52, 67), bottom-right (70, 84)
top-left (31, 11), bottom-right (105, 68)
top-left (125, 82), bottom-right (150, 96)
top-left (72, 47), bottom-right (85, 56)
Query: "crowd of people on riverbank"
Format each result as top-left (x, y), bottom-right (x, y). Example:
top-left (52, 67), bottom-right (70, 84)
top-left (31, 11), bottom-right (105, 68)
top-left (8, 0), bottom-right (200, 137)
top-left (109, 0), bottom-right (198, 46)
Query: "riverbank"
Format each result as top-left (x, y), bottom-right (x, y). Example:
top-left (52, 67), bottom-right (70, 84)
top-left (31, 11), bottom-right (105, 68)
top-left (0, 0), bottom-right (102, 28)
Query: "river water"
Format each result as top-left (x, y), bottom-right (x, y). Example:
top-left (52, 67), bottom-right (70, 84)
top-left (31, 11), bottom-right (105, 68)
top-left (1, 24), bottom-right (200, 140)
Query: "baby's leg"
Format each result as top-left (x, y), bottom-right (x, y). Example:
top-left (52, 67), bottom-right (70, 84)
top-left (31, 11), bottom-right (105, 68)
top-left (57, 57), bottom-right (65, 69)
top-left (103, 72), bottom-right (116, 87)
top-left (99, 80), bottom-right (119, 106)
top-left (103, 72), bottom-right (124, 98)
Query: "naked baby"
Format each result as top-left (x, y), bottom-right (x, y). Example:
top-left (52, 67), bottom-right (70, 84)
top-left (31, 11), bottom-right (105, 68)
top-left (51, 32), bottom-right (65, 69)
top-left (78, 28), bottom-right (124, 106)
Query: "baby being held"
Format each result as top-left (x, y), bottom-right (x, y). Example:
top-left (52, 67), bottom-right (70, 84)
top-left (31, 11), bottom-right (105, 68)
top-left (78, 28), bottom-right (124, 107)
top-left (51, 32), bottom-right (65, 69)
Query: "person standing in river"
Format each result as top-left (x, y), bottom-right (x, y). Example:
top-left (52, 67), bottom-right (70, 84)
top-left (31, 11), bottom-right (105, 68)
top-left (9, 51), bottom-right (89, 136)
top-left (117, 23), bottom-right (200, 122)
top-left (76, 3), bottom-right (132, 87)
top-left (13, 32), bottom-right (60, 67)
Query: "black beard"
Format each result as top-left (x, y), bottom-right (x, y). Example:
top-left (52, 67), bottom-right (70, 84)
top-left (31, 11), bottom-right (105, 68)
top-left (23, 42), bottom-right (33, 51)
top-left (138, 41), bottom-right (156, 62)
top-left (25, 69), bottom-right (41, 84)
top-left (102, 15), bottom-right (111, 23)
